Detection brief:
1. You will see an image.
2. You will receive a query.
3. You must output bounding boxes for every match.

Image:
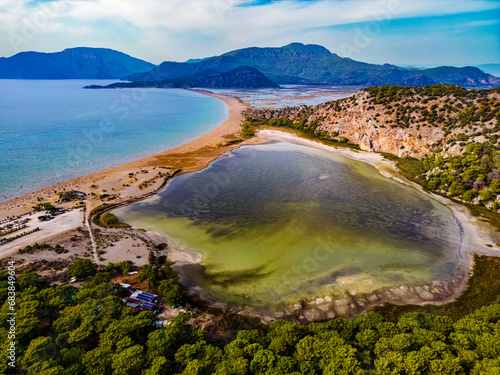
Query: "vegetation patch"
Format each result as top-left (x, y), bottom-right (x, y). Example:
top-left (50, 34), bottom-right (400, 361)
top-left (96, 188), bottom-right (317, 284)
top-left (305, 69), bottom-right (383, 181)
top-left (18, 242), bottom-right (68, 254)
top-left (224, 138), bottom-right (244, 146)
top-left (372, 254), bottom-right (500, 322)
top-left (241, 118), bottom-right (257, 138)
top-left (0, 227), bottom-right (40, 244)
top-left (70, 258), bottom-right (97, 279)
top-left (2, 258), bottom-right (500, 374)
top-left (97, 212), bottom-right (131, 228)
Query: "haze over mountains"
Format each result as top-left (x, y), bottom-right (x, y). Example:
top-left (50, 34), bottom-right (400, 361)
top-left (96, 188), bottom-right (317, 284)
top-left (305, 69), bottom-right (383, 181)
top-left (127, 43), bottom-right (500, 87)
top-left (0, 43), bottom-right (498, 88)
top-left (0, 47), bottom-right (155, 79)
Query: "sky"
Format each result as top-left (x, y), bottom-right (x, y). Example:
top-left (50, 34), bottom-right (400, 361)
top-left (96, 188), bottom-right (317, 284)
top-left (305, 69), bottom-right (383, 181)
top-left (0, 0), bottom-right (499, 66)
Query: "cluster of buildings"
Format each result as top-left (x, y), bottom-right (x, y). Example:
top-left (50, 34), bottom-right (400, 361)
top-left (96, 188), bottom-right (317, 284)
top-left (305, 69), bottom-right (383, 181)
top-left (121, 285), bottom-right (161, 314)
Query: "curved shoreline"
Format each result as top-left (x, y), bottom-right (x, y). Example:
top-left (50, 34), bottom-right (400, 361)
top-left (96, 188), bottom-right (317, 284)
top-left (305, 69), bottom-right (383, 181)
top-left (2, 90), bottom-right (499, 322)
top-left (128, 129), bottom-right (499, 322)
top-left (0, 90), bottom-right (247, 212)
top-left (0, 90), bottom-right (248, 257)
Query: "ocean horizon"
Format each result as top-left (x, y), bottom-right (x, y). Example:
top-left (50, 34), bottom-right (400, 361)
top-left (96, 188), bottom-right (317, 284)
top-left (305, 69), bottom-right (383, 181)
top-left (0, 80), bottom-right (228, 202)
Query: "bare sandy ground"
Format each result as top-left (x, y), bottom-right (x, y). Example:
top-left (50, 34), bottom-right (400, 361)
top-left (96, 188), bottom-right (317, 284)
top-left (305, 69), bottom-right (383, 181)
top-left (0, 210), bottom-right (84, 258)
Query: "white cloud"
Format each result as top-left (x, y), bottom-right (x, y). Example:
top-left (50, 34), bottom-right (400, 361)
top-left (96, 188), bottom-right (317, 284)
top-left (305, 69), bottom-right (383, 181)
top-left (0, 0), bottom-right (498, 63)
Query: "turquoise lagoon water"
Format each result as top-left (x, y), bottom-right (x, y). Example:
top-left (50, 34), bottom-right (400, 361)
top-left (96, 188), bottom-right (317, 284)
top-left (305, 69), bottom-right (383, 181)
top-left (0, 80), bottom-right (228, 201)
top-left (115, 142), bottom-right (461, 307)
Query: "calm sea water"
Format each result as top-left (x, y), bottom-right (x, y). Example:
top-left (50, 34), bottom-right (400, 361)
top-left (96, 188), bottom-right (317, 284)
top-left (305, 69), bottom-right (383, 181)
top-left (115, 142), bottom-right (461, 307)
top-left (0, 80), bottom-right (228, 201)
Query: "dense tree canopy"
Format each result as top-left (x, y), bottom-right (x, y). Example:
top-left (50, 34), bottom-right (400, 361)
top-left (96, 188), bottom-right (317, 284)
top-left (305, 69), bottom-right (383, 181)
top-left (1, 266), bottom-right (500, 374)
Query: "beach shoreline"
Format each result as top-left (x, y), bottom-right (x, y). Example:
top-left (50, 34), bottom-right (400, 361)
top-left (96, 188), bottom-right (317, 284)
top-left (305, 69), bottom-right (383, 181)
top-left (0, 90), bottom-right (248, 257)
top-left (0, 90), bottom-right (247, 213)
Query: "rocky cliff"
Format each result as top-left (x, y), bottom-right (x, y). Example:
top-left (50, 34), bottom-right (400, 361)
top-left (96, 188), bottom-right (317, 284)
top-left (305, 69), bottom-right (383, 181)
top-left (247, 85), bottom-right (500, 159)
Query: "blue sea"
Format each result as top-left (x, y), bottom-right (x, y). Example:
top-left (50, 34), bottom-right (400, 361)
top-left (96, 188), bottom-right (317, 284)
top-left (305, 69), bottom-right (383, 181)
top-left (0, 80), bottom-right (228, 201)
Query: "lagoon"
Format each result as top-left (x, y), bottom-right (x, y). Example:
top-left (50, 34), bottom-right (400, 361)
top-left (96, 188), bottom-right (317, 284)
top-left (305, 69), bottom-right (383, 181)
top-left (114, 142), bottom-right (462, 309)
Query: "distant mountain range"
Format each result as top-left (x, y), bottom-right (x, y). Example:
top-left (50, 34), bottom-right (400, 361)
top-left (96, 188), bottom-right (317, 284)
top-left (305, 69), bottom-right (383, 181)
top-left (84, 66), bottom-right (279, 89)
top-left (0, 47), bottom-right (155, 79)
top-left (126, 43), bottom-right (499, 88)
top-left (0, 43), bottom-right (498, 88)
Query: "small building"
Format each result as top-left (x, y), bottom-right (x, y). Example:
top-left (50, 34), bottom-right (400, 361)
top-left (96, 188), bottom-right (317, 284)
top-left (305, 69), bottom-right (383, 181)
top-left (129, 290), bottom-right (159, 305)
top-left (123, 290), bottom-right (160, 314)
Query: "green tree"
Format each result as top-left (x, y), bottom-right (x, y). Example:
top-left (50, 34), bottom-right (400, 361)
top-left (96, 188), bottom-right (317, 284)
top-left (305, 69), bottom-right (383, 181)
top-left (21, 336), bottom-right (61, 375)
top-left (214, 357), bottom-right (249, 375)
top-left (175, 340), bottom-right (223, 375)
top-left (111, 344), bottom-right (145, 375)
top-left (166, 284), bottom-right (185, 306)
top-left (17, 269), bottom-right (42, 291)
top-left (143, 356), bottom-right (171, 375)
top-left (82, 346), bottom-right (113, 375)
top-left (70, 259), bottom-right (97, 279)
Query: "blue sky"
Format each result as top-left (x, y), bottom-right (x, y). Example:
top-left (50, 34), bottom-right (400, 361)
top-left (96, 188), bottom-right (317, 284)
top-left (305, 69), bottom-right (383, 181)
top-left (0, 0), bottom-right (498, 66)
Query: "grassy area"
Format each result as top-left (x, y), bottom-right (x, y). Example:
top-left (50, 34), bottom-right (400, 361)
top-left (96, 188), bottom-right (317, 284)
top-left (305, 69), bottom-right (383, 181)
top-left (97, 212), bottom-right (130, 228)
top-left (241, 120), bottom-right (256, 138)
top-left (372, 254), bottom-right (500, 322)
top-left (379, 152), bottom-right (426, 182)
top-left (223, 139), bottom-right (244, 146)
top-left (463, 203), bottom-right (500, 232)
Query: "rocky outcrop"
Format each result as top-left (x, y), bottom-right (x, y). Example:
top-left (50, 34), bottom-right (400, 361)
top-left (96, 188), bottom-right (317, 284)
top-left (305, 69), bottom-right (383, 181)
top-left (246, 88), bottom-right (500, 158)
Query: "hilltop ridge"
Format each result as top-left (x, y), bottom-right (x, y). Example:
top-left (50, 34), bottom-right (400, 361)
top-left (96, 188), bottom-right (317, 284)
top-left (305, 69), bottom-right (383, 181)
top-left (85, 66), bottom-right (279, 89)
top-left (0, 47), bottom-right (155, 79)
top-left (126, 43), bottom-right (500, 87)
top-left (246, 84), bottom-right (500, 209)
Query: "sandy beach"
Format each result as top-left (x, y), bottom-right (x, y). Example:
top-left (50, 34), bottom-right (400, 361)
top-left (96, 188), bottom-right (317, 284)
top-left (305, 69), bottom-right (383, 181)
top-left (0, 90), bottom-right (246, 213)
top-left (0, 90), bottom-right (247, 259)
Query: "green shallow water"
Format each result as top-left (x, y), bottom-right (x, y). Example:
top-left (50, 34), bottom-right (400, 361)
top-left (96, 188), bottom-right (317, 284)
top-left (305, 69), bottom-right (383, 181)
top-left (114, 142), bottom-right (461, 307)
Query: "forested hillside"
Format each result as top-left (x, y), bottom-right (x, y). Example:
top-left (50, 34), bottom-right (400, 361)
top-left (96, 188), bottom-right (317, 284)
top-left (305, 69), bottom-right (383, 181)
top-left (1, 263), bottom-right (500, 374)
top-left (125, 43), bottom-right (499, 87)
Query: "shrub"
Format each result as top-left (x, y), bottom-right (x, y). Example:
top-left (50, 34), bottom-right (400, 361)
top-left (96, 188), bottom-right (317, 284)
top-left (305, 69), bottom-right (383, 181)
top-left (70, 259), bottom-right (97, 279)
